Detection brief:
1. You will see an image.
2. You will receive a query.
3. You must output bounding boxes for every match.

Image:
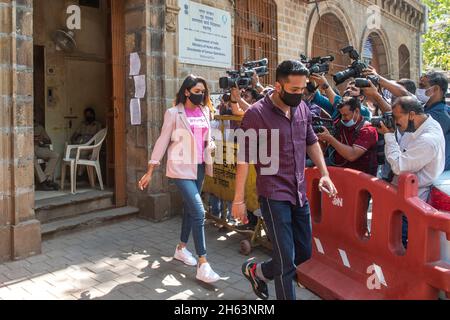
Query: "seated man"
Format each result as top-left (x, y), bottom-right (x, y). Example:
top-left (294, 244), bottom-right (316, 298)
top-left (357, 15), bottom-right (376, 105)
top-left (317, 96), bottom-right (379, 176)
top-left (379, 96), bottom-right (446, 247)
top-left (70, 107), bottom-right (103, 178)
top-left (34, 121), bottom-right (60, 191)
top-left (71, 107), bottom-right (102, 145)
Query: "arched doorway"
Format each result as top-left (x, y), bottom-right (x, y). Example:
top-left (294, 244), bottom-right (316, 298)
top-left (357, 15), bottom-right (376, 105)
top-left (362, 32), bottom-right (389, 78)
top-left (398, 45), bottom-right (411, 79)
top-left (311, 13), bottom-right (351, 89)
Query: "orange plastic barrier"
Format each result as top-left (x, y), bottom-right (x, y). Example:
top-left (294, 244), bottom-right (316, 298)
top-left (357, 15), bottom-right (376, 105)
top-left (297, 167), bottom-right (450, 300)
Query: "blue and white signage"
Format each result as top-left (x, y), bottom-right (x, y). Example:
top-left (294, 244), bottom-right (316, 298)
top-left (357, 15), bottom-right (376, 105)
top-left (178, 0), bottom-right (232, 68)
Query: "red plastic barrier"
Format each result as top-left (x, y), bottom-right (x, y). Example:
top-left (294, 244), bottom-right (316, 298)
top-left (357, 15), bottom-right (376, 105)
top-left (297, 167), bottom-right (450, 300)
top-left (430, 187), bottom-right (450, 212)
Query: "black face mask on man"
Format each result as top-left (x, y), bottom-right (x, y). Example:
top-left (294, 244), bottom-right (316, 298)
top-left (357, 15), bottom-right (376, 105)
top-left (280, 86), bottom-right (303, 107)
top-left (188, 92), bottom-right (204, 106)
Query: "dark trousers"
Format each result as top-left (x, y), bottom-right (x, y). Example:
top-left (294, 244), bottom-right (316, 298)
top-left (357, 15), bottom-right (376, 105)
top-left (402, 215), bottom-right (408, 249)
top-left (258, 197), bottom-right (312, 300)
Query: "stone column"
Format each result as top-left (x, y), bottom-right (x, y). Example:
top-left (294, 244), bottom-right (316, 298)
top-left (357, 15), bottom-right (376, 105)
top-left (0, 0), bottom-right (41, 262)
top-left (124, 0), bottom-right (182, 222)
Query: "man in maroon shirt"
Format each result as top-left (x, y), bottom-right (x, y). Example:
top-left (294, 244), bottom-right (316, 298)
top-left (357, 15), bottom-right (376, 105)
top-left (232, 60), bottom-right (338, 300)
top-left (317, 96), bottom-right (379, 176)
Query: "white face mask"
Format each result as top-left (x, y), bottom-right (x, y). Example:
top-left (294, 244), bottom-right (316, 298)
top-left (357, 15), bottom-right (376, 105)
top-left (416, 88), bottom-right (431, 104)
top-left (341, 112), bottom-right (358, 128)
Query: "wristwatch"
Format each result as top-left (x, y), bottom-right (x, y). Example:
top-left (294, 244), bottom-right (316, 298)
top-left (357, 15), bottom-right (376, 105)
top-left (321, 83), bottom-right (330, 90)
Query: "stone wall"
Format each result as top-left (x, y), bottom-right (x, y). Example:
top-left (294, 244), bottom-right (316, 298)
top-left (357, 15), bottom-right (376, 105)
top-left (124, 0), bottom-right (182, 222)
top-left (0, 0), bottom-right (41, 262)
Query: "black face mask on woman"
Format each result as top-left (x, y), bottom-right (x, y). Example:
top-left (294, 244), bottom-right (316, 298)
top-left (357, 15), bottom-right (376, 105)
top-left (188, 92), bottom-right (204, 106)
top-left (280, 87), bottom-right (303, 107)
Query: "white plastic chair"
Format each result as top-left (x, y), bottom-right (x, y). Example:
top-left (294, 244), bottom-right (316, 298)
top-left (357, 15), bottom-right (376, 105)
top-left (61, 128), bottom-right (108, 194)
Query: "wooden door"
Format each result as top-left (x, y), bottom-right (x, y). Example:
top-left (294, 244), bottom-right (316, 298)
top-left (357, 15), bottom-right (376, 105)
top-left (106, 0), bottom-right (126, 206)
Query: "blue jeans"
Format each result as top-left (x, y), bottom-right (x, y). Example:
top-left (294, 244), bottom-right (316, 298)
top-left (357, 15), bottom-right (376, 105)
top-left (257, 197), bottom-right (312, 300)
top-left (173, 164), bottom-right (207, 257)
top-left (209, 195), bottom-right (232, 221)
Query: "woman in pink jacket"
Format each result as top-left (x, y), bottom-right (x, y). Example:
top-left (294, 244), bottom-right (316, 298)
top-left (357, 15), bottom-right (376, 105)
top-left (138, 75), bottom-right (220, 283)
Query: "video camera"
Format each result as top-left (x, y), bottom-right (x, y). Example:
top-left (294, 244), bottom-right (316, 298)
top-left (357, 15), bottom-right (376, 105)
top-left (370, 112), bottom-right (396, 130)
top-left (333, 46), bottom-right (370, 86)
top-left (219, 58), bottom-right (269, 90)
top-left (300, 54), bottom-right (334, 75)
top-left (312, 117), bottom-right (336, 135)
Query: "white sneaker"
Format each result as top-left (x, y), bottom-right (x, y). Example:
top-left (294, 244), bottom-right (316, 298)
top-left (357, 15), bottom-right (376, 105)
top-left (174, 247), bottom-right (197, 266)
top-left (196, 263), bottom-right (221, 283)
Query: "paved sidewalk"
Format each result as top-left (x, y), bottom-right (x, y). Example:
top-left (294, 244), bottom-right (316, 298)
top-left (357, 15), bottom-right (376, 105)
top-left (0, 217), bottom-right (320, 300)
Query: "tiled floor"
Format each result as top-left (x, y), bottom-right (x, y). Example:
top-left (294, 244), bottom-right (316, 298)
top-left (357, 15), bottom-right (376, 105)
top-left (0, 217), bottom-right (320, 300)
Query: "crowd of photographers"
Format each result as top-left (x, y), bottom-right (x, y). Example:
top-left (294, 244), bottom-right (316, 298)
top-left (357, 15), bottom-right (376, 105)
top-left (212, 48), bottom-right (449, 237)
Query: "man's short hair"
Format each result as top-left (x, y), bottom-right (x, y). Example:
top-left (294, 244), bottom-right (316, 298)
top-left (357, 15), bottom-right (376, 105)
top-left (397, 79), bottom-right (417, 94)
top-left (345, 80), bottom-right (365, 97)
top-left (276, 60), bottom-right (309, 83)
top-left (392, 96), bottom-right (425, 114)
top-left (425, 71), bottom-right (449, 98)
top-left (337, 96), bottom-right (361, 112)
top-left (306, 82), bottom-right (319, 94)
top-left (245, 88), bottom-right (263, 101)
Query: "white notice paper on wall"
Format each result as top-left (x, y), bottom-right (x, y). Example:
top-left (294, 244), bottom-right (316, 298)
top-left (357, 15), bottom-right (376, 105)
top-left (130, 98), bottom-right (141, 125)
top-left (130, 52), bottom-right (141, 76)
top-left (134, 75), bottom-right (146, 98)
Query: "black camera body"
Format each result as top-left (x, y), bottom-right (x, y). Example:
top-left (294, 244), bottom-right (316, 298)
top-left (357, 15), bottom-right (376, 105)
top-left (333, 46), bottom-right (369, 85)
top-left (312, 117), bottom-right (336, 135)
top-left (300, 54), bottom-right (334, 75)
top-left (370, 112), bottom-right (396, 130)
top-left (354, 75), bottom-right (380, 88)
top-left (219, 58), bottom-right (269, 90)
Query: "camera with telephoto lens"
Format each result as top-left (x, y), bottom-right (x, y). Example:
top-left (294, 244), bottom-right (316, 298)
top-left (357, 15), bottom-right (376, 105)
top-left (333, 46), bottom-right (369, 85)
top-left (312, 117), bottom-right (336, 135)
top-left (300, 54), bottom-right (334, 75)
top-left (219, 58), bottom-right (269, 90)
top-left (370, 112), bottom-right (396, 130)
top-left (354, 75), bottom-right (380, 88)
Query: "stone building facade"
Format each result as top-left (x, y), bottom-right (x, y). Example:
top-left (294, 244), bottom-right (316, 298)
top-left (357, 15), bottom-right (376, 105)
top-left (0, 0), bottom-right (426, 261)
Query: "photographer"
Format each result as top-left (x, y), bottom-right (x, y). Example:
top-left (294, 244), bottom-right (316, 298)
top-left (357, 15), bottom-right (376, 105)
top-left (361, 80), bottom-right (393, 115)
top-left (230, 87), bottom-right (250, 116)
top-left (317, 96), bottom-right (379, 176)
top-left (243, 88), bottom-right (264, 105)
top-left (304, 82), bottom-right (323, 118)
top-left (310, 73), bottom-right (372, 121)
top-left (379, 96), bottom-right (446, 247)
top-left (363, 66), bottom-right (412, 100)
top-left (251, 71), bottom-right (266, 94)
